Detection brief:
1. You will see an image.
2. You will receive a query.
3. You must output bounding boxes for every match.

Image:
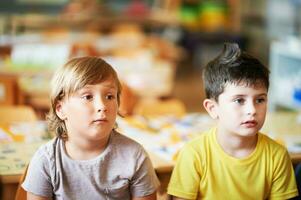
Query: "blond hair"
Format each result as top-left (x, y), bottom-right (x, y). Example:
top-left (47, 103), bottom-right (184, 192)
top-left (47, 56), bottom-right (122, 139)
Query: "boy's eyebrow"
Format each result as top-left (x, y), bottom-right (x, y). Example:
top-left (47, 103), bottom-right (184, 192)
top-left (257, 93), bottom-right (268, 96)
top-left (103, 84), bottom-right (117, 89)
top-left (231, 93), bottom-right (267, 98)
top-left (76, 85), bottom-right (118, 94)
top-left (100, 85), bottom-right (118, 91)
top-left (73, 88), bottom-right (91, 95)
top-left (230, 94), bottom-right (247, 99)
top-left (84, 83), bottom-right (117, 89)
top-left (74, 85), bottom-right (117, 96)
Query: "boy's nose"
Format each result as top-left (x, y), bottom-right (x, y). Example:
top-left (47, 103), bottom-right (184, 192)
top-left (247, 103), bottom-right (256, 115)
top-left (97, 105), bottom-right (107, 112)
top-left (95, 98), bottom-right (107, 112)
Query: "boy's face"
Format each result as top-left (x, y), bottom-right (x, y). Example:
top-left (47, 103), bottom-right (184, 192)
top-left (56, 78), bottom-right (118, 143)
top-left (207, 82), bottom-right (268, 138)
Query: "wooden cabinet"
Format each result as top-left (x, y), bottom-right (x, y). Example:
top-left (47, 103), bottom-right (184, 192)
top-left (0, 73), bottom-right (22, 105)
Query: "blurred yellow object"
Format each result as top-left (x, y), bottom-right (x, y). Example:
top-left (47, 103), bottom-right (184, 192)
top-left (124, 117), bottom-right (149, 130)
top-left (0, 125), bottom-right (24, 142)
top-left (199, 12), bottom-right (227, 31)
top-left (198, 2), bottom-right (228, 32)
top-left (0, 73), bottom-right (21, 105)
top-left (172, 150), bottom-right (180, 161)
top-left (170, 131), bottom-right (181, 144)
top-left (134, 98), bottom-right (186, 117)
top-left (0, 105), bottom-right (37, 124)
top-left (162, 123), bottom-right (172, 129)
top-left (0, 105), bottom-right (37, 142)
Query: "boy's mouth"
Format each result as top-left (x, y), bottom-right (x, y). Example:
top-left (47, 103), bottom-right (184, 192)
top-left (241, 120), bottom-right (258, 128)
top-left (93, 118), bottom-right (108, 123)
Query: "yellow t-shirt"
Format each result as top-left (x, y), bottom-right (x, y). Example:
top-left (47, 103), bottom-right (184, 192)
top-left (167, 128), bottom-right (298, 200)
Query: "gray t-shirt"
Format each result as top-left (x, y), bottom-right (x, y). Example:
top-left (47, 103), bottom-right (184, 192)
top-left (22, 130), bottom-right (160, 200)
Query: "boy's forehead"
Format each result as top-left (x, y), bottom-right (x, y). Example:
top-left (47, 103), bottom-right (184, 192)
top-left (92, 81), bottom-right (117, 88)
top-left (223, 82), bottom-right (268, 94)
top-left (65, 77), bottom-right (117, 95)
top-left (228, 79), bottom-right (267, 89)
top-left (82, 79), bottom-right (117, 89)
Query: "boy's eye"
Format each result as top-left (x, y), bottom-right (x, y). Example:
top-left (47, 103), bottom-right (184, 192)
top-left (256, 98), bottom-right (266, 104)
top-left (82, 94), bottom-right (93, 100)
top-left (106, 94), bottom-right (116, 100)
top-left (234, 98), bottom-right (245, 104)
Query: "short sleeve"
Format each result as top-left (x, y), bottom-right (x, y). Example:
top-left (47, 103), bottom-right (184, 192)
top-left (130, 148), bottom-right (160, 197)
top-left (167, 144), bottom-right (201, 200)
top-left (270, 149), bottom-right (298, 200)
top-left (22, 147), bottom-right (53, 198)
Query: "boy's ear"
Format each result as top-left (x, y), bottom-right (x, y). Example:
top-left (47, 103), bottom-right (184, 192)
top-left (55, 101), bottom-right (67, 120)
top-left (203, 98), bottom-right (218, 119)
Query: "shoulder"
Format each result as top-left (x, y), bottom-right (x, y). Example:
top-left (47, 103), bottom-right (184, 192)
top-left (111, 130), bottom-right (146, 156)
top-left (259, 133), bottom-right (288, 152)
top-left (25, 138), bottom-right (62, 179)
top-left (183, 128), bottom-right (215, 152)
top-left (108, 131), bottom-right (156, 177)
top-left (22, 138), bottom-right (62, 198)
top-left (111, 130), bottom-right (143, 148)
top-left (176, 128), bottom-right (215, 163)
top-left (258, 133), bottom-right (290, 159)
top-left (30, 137), bottom-right (63, 168)
top-left (35, 137), bottom-right (61, 157)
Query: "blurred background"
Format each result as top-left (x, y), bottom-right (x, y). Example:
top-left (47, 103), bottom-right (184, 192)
top-left (1, 1), bottom-right (301, 200)
top-left (0, 0), bottom-right (301, 116)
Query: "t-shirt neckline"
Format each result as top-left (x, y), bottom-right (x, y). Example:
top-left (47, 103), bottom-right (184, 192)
top-left (211, 127), bottom-right (262, 164)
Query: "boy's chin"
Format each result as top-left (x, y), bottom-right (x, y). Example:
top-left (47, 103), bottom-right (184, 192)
top-left (238, 130), bottom-right (259, 137)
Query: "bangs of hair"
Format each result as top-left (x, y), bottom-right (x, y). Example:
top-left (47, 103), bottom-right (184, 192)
top-left (64, 57), bottom-right (119, 96)
top-left (51, 57), bottom-right (121, 104)
top-left (226, 59), bottom-right (270, 89)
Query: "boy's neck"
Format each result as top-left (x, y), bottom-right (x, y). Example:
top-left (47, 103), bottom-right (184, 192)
top-left (64, 136), bottom-right (110, 160)
top-left (216, 130), bottom-right (258, 159)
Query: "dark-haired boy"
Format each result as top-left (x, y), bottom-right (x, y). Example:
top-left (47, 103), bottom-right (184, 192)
top-left (168, 43), bottom-right (298, 200)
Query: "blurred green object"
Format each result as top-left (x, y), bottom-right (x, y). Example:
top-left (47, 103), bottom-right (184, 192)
top-left (179, 0), bottom-right (229, 31)
top-left (179, 3), bottom-right (199, 30)
top-left (198, 0), bottom-right (228, 32)
top-left (199, 1), bottom-right (227, 14)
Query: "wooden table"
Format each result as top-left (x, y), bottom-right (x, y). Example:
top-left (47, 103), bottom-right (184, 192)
top-left (1, 112), bottom-right (301, 200)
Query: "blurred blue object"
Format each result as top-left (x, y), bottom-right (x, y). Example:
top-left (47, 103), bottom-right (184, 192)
top-left (295, 163), bottom-right (301, 198)
top-left (269, 39), bottom-right (301, 111)
top-left (294, 88), bottom-right (301, 106)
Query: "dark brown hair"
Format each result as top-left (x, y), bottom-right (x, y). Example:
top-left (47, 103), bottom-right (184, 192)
top-left (203, 43), bottom-right (270, 101)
